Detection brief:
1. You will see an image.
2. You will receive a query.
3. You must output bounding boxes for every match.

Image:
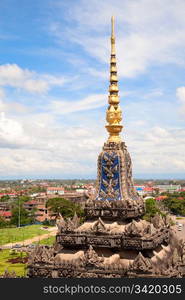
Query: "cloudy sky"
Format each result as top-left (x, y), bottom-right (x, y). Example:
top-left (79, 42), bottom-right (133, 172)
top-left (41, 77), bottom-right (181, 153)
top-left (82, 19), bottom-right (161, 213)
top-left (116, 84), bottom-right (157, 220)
top-left (0, 0), bottom-right (185, 179)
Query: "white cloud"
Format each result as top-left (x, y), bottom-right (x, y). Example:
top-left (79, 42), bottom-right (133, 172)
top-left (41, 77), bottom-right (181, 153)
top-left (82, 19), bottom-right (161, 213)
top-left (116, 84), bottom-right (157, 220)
top-left (0, 112), bottom-right (29, 148)
top-left (0, 110), bottom-right (104, 177)
top-left (0, 64), bottom-right (67, 93)
top-left (0, 102), bottom-right (184, 178)
top-left (0, 86), bottom-right (32, 114)
top-left (176, 86), bottom-right (185, 114)
top-left (0, 81), bottom-right (184, 178)
top-left (0, 99), bottom-right (30, 114)
top-left (49, 93), bottom-right (107, 114)
top-left (0, 147), bottom-right (97, 178)
top-left (125, 125), bottom-right (185, 175)
top-left (51, 0), bottom-right (185, 78)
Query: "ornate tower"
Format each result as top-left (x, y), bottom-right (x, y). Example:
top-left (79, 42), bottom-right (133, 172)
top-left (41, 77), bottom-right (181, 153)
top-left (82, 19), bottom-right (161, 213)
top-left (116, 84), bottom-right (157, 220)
top-left (106, 16), bottom-right (123, 143)
top-left (106, 17), bottom-right (123, 143)
top-left (28, 18), bottom-right (185, 279)
top-left (86, 16), bottom-right (145, 219)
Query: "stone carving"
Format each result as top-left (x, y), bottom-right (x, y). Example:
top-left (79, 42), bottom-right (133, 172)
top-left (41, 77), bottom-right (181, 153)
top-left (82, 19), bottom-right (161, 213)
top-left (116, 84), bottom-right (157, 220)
top-left (181, 244), bottom-right (185, 264)
top-left (72, 212), bottom-right (80, 228)
top-left (103, 254), bottom-right (120, 266)
top-left (0, 270), bottom-right (17, 278)
top-left (87, 237), bottom-right (111, 247)
top-left (130, 252), bottom-right (153, 273)
top-left (62, 236), bottom-right (77, 244)
top-left (56, 212), bottom-right (80, 233)
top-left (28, 245), bottom-right (54, 264)
top-left (85, 246), bottom-right (104, 268)
top-left (85, 198), bottom-right (145, 220)
top-left (145, 223), bottom-right (156, 235)
top-left (86, 198), bottom-right (94, 207)
top-left (164, 215), bottom-right (171, 227)
top-left (151, 214), bottom-right (165, 229)
top-left (91, 217), bottom-right (108, 234)
top-left (56, 213), bottom-right (66, 233)
top-left (124, 220), bottom-right (143, 237)
top-left (171, 248), bottom-right (181, 267)
top-left (122, 143), bottom-right (138, 198)
top-left (54, 250), bottom-right (85, 267)
top-left (28, 267), bottom-right (52, 278)
top-left (64, 218), bottom-right (75, 232)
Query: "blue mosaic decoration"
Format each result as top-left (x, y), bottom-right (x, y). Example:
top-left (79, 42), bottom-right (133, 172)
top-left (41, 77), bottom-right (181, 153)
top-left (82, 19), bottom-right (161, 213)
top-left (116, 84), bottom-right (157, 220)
top-left (97, 151), bottom-right (122, 201)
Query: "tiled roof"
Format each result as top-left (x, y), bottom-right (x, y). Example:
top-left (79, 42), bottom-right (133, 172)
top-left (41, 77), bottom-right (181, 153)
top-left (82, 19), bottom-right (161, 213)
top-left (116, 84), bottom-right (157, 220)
top-left (143, 187), bottom-right (154, 191)
top-left (24, 200), bottom-right (38, 205)
top-left (0, 211), bottom-right (12, 217)
top-left (47, 187), bottom-right (64, 191)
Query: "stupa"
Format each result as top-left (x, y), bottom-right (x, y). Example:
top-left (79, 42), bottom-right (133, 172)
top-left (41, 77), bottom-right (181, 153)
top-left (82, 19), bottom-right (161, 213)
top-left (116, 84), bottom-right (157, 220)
top-left (28, 17), bottom-right (185, 278)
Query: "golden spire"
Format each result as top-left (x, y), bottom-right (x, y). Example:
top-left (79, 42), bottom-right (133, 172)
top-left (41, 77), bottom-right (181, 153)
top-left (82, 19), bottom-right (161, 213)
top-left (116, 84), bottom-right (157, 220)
top-left (105, 16), bottom-right (123, 143)
top-left (111, 15), bottom-right (116, 55)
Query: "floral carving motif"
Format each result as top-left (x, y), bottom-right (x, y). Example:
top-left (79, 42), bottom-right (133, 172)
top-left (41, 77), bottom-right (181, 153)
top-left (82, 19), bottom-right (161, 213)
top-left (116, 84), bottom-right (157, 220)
top-left (56, 212), bottom-right (80, 233)
top-left (129, 252), bottom-right (153, 273)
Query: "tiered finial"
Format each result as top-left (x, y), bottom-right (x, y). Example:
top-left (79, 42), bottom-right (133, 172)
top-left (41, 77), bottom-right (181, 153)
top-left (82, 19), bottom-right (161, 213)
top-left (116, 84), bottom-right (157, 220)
top-left (105, 16), bottom-right (123, 143)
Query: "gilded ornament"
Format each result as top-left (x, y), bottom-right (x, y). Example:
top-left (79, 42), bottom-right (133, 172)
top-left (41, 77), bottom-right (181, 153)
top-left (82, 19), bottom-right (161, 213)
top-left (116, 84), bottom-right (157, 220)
top-left (105, 16), bottom-right (123, 143)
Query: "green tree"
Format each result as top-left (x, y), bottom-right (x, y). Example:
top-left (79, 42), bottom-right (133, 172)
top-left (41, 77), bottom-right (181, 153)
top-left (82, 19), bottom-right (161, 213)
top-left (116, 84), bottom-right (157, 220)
top-left (28, 186), bottom-right (46, 193)
top-left (0, 195), bottom-right (10, 202)
top-left (18, 195), bottom-right (31, 203)
top-left (143, 198), bottom-right (164, 221)
top-left (163, 195), bottom-right (185, 216)
top-left (0, 216), bottom-right (8, 228)
top-left (10, 201), bottom-right (35, 226)
top-left (46, 197), bottom-right (84, 218)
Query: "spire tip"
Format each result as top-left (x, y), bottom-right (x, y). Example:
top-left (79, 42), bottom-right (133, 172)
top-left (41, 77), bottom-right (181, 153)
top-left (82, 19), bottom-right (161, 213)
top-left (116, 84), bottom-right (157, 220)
top-left (111, 16), bottom-right (115, 37)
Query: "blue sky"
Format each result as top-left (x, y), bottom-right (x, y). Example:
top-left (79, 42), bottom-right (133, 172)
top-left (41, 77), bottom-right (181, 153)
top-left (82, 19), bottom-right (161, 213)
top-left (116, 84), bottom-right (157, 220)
top-left (0, 0), bottom-right (185, 179)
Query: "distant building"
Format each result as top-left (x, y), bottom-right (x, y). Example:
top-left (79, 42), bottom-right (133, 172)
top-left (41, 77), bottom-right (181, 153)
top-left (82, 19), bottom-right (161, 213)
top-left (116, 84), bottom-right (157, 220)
top-left (0, 210), bottom-right (12, 221)
top-left (23, 200), bottom-right (51, 223)
top-left (143, 187), bottom-right (154, 195)
top-left (134, 185), bottom-right (145, 196)
top-left (35, 203), bottom-right (50, 223)
top-left (23, 200), bottom-right (38, 212)
top-left (47, 187), bottom-right (64, 195)
top-left (0, 201), bottom-right (11, 211)
top-left (0, 192), bottom-right (17, 199)
top-left (75, 188), bottom-right (88, 193)
top-left (156, 196), bottom-right (168, 201)
top-left (156, 185), bottom-right (181, 193)
top-left (64, 192), bottom-right (87, 206)
top-left (134, 185), bottom-right (155, 196)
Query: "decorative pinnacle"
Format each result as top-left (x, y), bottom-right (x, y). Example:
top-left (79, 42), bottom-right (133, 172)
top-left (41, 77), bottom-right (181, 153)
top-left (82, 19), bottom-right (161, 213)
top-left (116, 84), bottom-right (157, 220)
top-left (111, 16), bottom-right (115, 36)
top-left (111, 16), bottom-right (115, 54)
top-left (105, 16), bottom-right (123, 143)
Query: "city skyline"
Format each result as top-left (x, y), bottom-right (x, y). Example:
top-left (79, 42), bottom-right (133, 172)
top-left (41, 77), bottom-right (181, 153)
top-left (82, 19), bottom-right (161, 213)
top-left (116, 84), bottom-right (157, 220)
top-left (0, 0), bottom-right (185, 179)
